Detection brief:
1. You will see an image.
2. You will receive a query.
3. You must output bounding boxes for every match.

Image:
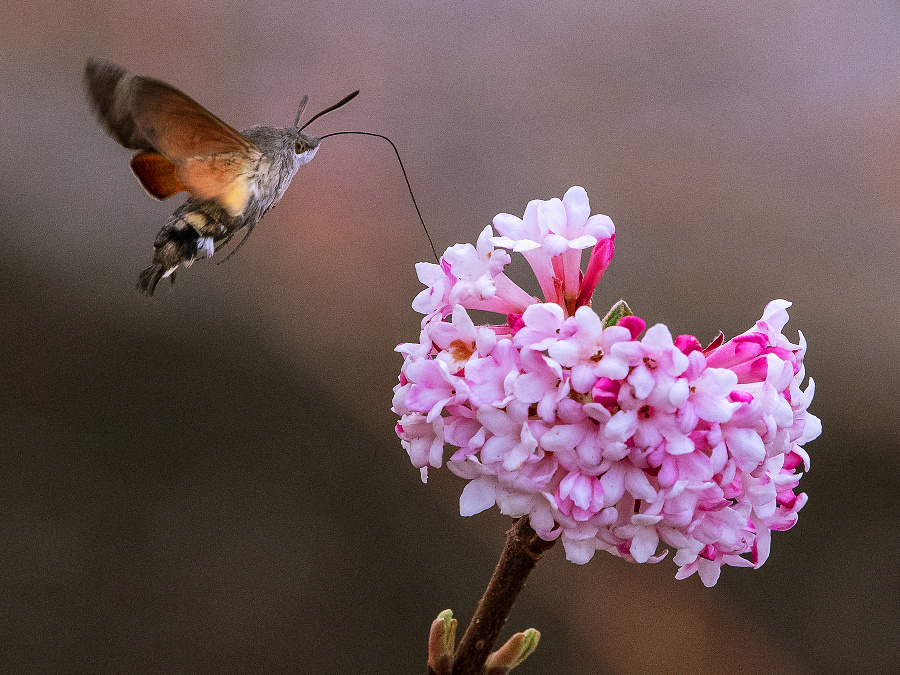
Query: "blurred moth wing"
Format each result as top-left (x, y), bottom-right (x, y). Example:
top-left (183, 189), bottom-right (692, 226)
top-left (84, 59), bottom-right (261, 217)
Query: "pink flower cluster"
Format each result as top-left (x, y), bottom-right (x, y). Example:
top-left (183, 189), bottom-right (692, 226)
top-left (392, 186), bottom-right (821, 585)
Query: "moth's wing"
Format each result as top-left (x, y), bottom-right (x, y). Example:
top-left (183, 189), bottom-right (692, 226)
top-left (84, 58), bottom-right (154, 150)
top-left (130, 147), bottom-right (257, 215)
top-left (127, 75), bottom-right (257, 159)
top-left (130, 151), bottom-right (189, 200)
top-left (178, 155), bottom-right (258, 217)
top-left (85, 59), bottom-right (261, 215)
top-left (128, 74), bottom-right (262, 216)
top-left (131, 150), bottom-right (253, 215)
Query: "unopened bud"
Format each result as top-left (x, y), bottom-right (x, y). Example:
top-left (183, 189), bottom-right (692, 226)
top-left (484, 629), bottom-right (540, 674)
top-left (427, 609), bottom-right (457, 675)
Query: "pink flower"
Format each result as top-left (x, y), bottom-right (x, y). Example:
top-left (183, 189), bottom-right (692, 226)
top-left (393, 186), bottom-right (820, 585)
top-left (491, 186), bottom-right (615, 312)
top-left (556, 471), bottom-right (605, 521)
top-left (412, 226), bottom-right (537, 318)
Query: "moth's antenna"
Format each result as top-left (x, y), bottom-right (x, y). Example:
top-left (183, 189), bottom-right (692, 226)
top-left (299, 91), bottom-right (360, 132)
top-left (293, 95), bottom-right (309, 128)
top-left (320, 130), bottom-right (439, 262)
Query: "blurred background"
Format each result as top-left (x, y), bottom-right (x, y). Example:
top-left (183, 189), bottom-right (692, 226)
top-left (1, 1), bottom-right (897, 673)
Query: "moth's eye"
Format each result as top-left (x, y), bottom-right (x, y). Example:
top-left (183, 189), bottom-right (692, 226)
top-left (295, 139), bottom-right (309, 154)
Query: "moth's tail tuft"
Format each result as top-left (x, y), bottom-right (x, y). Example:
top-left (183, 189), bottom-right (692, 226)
top-left (137, 265), bottom-right (171, 296)
top-left (137, 217), bottom-right (206, 296)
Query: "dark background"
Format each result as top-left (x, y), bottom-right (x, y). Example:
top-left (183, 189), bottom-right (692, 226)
top-left (2, 2), bottom-right (898, 673)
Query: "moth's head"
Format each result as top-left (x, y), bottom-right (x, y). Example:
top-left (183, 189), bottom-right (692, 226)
top-left (294, 132), bottom-right (320, 156)
top-left (285, 90), bottom-right (357, 167)
top-left (292, 131), bottom-right (320, 168)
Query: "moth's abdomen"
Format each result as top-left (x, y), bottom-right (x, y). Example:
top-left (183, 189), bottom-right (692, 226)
top-left (170, 208), bottom-right (211, 239)
top-left (137, 200), bottom-right (239, 296)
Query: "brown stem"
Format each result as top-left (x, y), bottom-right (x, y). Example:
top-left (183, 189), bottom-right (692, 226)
top-left (451, 518), bottom-right (556, 675)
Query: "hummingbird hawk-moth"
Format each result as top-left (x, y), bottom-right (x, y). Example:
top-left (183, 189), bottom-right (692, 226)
top-left (84, 58), bottom-right (359, 296)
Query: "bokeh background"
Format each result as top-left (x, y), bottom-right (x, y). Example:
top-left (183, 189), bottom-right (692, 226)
top-left (2, 1), bottom-right (898, 673)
